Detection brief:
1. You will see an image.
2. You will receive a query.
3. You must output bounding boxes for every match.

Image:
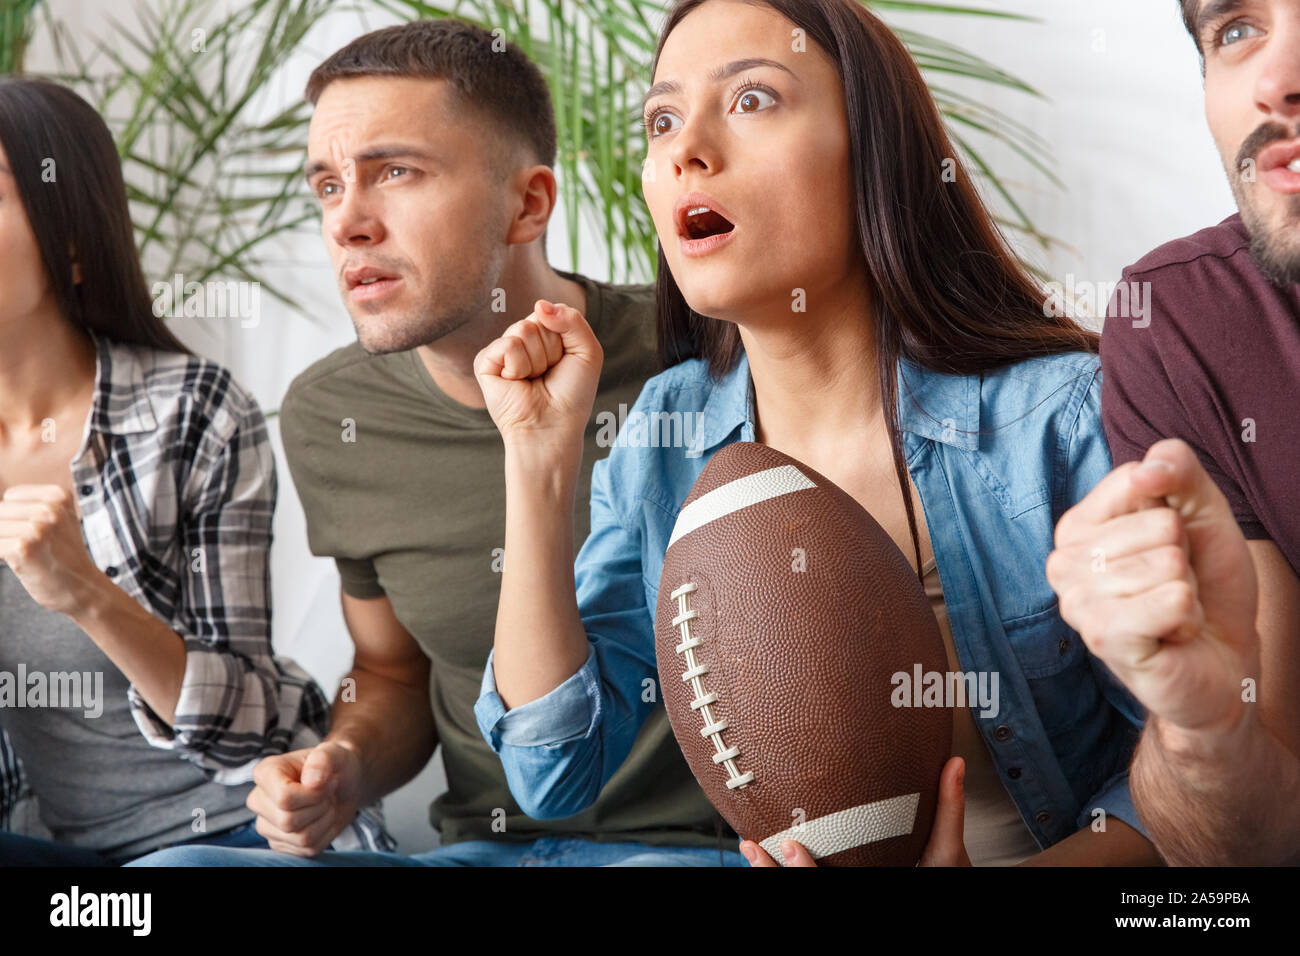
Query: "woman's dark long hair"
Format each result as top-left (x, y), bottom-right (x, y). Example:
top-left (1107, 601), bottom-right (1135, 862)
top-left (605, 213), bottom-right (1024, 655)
top-left (652, 0), bottom-right (1097, 578)
top-left (0, 77), bottom-right (189, 353)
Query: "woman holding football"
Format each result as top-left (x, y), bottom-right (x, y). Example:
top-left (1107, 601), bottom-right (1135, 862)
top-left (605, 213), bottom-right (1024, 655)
top-left (473, 0), bottom-right (1159, 867)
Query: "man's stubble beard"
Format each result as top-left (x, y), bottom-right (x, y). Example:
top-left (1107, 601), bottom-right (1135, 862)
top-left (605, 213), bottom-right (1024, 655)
top-left (351, 212), bottom-right (510, 355)
top-left (1230, 121), bottom-right (1300, 288)
top-left (1238, 191), bottom-right (1300, 287)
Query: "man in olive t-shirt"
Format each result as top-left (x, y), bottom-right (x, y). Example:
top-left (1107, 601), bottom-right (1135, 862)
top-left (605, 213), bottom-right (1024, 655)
top-left (139, 20), bottom-right (740, 868)
top-left (279, 269), bottom-right (730, 852)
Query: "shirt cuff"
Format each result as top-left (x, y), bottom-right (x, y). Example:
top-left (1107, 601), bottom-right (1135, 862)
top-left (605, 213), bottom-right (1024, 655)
top-left (330, 804), bottom-right (398, 853)
top-left (475, 645), bottom-right (602, 751)
top-left (125, 635), bottom-right (262, 784)
top-left (1079, 769), bottom-right (1150, 842)
top-left (125, 636), bottom-right (218, 754)
top-left (127, 684), bottom-right (177, 751)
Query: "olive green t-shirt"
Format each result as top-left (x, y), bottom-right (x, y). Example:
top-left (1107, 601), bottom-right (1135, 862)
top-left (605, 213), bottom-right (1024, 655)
top-left (280, 271), bottom-right (728, 848)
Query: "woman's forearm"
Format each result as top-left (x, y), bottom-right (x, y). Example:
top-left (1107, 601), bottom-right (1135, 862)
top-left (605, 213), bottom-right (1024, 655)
top-left (491, 440), bottom-right (592, 710)
top-left (1017, 819), bottom-right (1162, 866)
top-left (70, 574), bottom-right (186, 724)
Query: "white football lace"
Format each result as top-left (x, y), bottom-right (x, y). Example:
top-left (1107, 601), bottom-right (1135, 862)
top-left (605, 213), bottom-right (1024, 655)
top-left (671, 582), bottom-right (754, 790)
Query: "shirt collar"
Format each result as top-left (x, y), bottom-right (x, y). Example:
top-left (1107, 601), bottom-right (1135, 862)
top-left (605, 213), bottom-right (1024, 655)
top-left (693, 348), bottom-right (981, 454)
top-left (895, 356), bottom-right (981, 451)
top-left (86, 330), bottom-right (159, 437)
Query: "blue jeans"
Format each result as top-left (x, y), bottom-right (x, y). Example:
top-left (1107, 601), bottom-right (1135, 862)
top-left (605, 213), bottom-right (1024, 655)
top-left (127, 835), bottom-right (749, 867)
top-left (0, 820), bottom-right (269, 866)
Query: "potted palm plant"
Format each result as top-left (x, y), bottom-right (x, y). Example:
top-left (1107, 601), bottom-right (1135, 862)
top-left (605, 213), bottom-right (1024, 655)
top-left (14, 0), bottom-right (1057, 308)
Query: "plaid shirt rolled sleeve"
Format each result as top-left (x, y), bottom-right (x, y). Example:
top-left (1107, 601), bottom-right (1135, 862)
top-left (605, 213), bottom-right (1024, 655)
top-left (0, 332), bottom-right (393, 852)
top-left (123, 381), bottom-right (298, 768)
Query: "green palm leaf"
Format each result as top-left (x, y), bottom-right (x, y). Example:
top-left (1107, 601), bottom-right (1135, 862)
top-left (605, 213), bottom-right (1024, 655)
top-left (15, 0), bottom-right (1056, 317)
top-left (0, 0), bottom-right (43, 74)
top-left (33, 0), bottom-right (332, 322)
top-left (377, 0), bottom-right (1058, 281)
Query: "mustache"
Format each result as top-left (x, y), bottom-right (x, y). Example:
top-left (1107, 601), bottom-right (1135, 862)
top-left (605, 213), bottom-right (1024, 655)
top-left (1236, 121), bottom-right (1300, 172)
top-left (340, 256), bottom-right (410, 279)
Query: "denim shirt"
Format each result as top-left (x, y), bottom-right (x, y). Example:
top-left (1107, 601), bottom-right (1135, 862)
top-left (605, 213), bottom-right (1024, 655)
top-left (475, 348), bottom-right (1149, 851)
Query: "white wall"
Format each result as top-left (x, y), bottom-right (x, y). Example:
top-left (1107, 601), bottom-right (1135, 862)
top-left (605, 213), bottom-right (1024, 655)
top-left (26, 0), bottom-right (1236, 854)
top-left (885, 0), bottom-right (1236, 305)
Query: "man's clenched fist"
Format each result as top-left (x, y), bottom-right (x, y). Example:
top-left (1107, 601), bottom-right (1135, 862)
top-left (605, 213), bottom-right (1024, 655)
top-left (247, 740), bottom-right (363, 856)
top-left (1046, 438), bottom-right (1259, 735)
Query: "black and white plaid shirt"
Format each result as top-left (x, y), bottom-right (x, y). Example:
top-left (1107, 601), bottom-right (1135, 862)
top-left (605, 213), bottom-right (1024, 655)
top-left (0, 331), bottom-right (392, 853)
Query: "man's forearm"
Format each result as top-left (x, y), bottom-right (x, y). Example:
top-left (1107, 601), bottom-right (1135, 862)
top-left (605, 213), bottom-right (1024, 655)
top-left (1131, 708), bottom-right (1300, 866)
top-left (326, 668), bottom-right (438, 807)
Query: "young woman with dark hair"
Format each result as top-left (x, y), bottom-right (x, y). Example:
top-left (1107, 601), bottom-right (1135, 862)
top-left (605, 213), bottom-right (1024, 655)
top-left (0, 77), bottom-right (389, 864)
top-left (472, 0), bottom-right (1162, 866)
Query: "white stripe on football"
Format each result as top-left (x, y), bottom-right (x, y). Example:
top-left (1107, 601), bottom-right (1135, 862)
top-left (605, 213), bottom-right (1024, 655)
top-left (668, 464), bottom-right (816, 549)
top-left (758, 793), bottom-right (921, 864)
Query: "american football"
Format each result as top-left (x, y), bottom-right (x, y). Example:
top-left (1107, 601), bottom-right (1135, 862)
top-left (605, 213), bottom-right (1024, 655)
top-left (654, 441), bottom-right (952, 866)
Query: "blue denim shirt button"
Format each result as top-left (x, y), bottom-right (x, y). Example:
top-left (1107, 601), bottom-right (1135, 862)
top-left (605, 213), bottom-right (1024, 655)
top-left (1035, 811), bottom-right (1051, 825)
top-left (994, 724), bottom-right (1012, 741)
top-left (1058, 637), bottom-right (1070, 656)
top-left (1007, 767), bottom-right (1022, 779)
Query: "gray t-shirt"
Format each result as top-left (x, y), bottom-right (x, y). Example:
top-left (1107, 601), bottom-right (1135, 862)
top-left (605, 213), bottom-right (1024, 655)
top-left (0, 563), bottom-right (253, 860)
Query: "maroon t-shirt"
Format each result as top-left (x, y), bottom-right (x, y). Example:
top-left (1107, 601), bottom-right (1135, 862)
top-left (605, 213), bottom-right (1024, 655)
top-left (1100, 213), bottom-right (1300, 577)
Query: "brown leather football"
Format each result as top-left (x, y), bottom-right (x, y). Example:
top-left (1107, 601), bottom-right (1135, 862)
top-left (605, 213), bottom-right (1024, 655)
top-left (655, 442), bottom-right (951, 866)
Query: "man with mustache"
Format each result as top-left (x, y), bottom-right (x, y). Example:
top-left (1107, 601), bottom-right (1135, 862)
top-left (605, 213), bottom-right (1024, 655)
top-left (132, 19), bottom-right (742, 867)
top-left (1047, 0), bottom-right (1300, 865)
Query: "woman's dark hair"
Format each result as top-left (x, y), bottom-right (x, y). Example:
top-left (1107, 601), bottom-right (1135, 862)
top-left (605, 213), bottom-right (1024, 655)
top-left (0, 77), bottom-right (189, 353)
top-left (651, 0), bottom-right (1098, 577)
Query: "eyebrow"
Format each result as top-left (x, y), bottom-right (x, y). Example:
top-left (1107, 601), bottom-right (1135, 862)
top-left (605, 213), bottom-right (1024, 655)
top-left (1195, 0), bottom-right (1249, 38)
top-left (304, 144), bottom-right (436, 181)
top-left (641, 57), bottom-right (798, 112)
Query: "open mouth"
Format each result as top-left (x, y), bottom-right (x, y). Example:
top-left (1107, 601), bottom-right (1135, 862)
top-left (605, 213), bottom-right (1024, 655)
top-left (1257, 138), bottom-right (1300, 174)
top-left (682, 206), bottom-right (736, 240)
top-left (1255, 138), bottom-right (1300, 196)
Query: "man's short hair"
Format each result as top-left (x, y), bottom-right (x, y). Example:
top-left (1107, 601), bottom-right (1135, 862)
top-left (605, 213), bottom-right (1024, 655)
top-left (305, 19), bottom-right (557, 170)
top-left (1179, 0), bottom-right (1200, 48)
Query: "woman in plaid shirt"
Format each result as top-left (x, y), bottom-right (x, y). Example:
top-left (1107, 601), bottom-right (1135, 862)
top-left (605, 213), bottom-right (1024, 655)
top-left (0, 78), bottom-right (389, 864)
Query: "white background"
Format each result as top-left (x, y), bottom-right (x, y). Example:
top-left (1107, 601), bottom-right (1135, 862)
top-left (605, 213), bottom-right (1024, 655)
top-left (26, 0), bottom-right (1237, 852)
